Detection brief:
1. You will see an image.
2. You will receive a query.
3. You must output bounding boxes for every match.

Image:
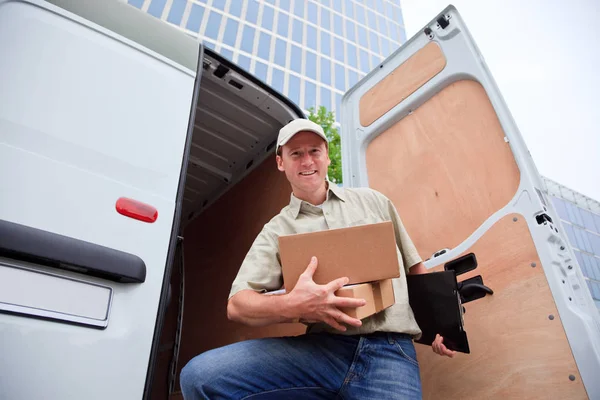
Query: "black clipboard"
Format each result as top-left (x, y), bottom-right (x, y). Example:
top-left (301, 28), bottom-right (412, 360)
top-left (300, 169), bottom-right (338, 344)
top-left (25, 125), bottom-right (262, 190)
top-left (406, 270), bottom-right (470, 354)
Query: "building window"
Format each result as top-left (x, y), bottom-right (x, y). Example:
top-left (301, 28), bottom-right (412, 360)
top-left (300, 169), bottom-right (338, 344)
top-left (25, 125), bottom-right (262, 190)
top-left (240, 25), bottom-right (256, 54)
top-left (357, 25), bottom-right (368, 48)
top-left (274, 38), bottom-right (287, 68)
top-left (333, 0), bottom-right (342, 13)
top-left (294, 0), bottom-right (305, 18)
top-left (128, 0), bottom-right (144, 8)
top-left (371, 53), bottom-right (381, 69)
top-left (205, 11), bottom-right (222, 40)
top-left (389, 23), bottom-right (399, 43)
top-left (320, 31), bottom-right (331, 56)
top-left (346, 43), bottom-right (357, 68)
top-left (321, 8), bottom-right (331, 30)
top-left (333, 14), bottom-right (343, 36)
top-left (306, 50), bottom-right (317, 80)
top-left (271, 68), bottom-right (285, 93)
top-left (321, 57), bottom-right (331, 85)
top-left (257, 32), bottom-right (272, 61)
top-left (289, 74), bottom-right (301, 106)
top-left (147, 0), bottom-right (166, 18)
top-left (212, 0), bottom-right (226, 11)
top-left (367, 10), bottom-right (376, 29)
top-left (167, 0), bottom-right (186, 25)
top-left (307, 25), bottom-right (318, 50)
top-left (334, 37), bottom-right (344, 62)
top-left (219, 47), bottom-right (233, 61)
top-left (320, 86), bottom-right (332, 110)
top-left (308, 1), bottom-right (318, 22)
top-left (581, 209), bottom-right (599, 233)
top-left (359, 49), bottom-right (370, 73)
top-left (186, 4), bottom-right (205, 32)
top-left (344, 0), bottom-right (354, 18)
top-left (377, 15), bottom-right (388, 37)
top-left (348, 69), bottom-right (358, 87)
top-left (262, 5), bottom-right (275, 30)
top-left (292, 18), bottom-right (303, 44)
top-left (305, 81), bottom-right (317, 109)
top-left (254, 61), bottom-right (268, 82)
top-left (355, 4), bottom-right (366, 25)
top-left (246, 0), bottom-right (259, 24)
top-left (334, 63), bottom-right (345, 91)
top-left (346, 20), bottom-right (356, 42)
top-left (223, 19), bottom-right (239, 47)
top-left (290, 45), bottom-right (302, 73)
top-left (229, 1), bottom-right (242, 17)
top-left (237, 54), bottom-right (251, 71)
top-left (381, 37), bottom-right (390, 57)
top-left (376, 0), bottom-right (384, 14)
top-left (369, 31), bottom-right (380, 53)
top-left (277, 13), bottom-right (289, 37)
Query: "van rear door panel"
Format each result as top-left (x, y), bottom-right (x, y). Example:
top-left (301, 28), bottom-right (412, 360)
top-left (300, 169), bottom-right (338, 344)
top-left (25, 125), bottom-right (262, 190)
top-left (0, 1), bottom-right (196, 398)
top-left (341, 6), bottom-right (599, 399)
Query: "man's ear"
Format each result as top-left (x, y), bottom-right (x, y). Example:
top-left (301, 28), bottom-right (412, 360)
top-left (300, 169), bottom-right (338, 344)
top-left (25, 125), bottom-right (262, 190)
top-left (276, 155), bottom-right (284, 172)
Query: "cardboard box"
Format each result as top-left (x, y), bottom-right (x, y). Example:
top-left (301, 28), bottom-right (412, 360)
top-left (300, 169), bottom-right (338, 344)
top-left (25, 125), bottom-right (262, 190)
top-left (336, 279), bottom-right (395, 320)
top-left (278, 221), bottom-right (400, 290)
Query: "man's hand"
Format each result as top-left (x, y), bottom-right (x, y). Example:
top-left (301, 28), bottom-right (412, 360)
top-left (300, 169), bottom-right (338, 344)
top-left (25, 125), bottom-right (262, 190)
top-left (432, 334), bottom-right (456, 358)
top-left (284, 256), bottom-right (367, 331)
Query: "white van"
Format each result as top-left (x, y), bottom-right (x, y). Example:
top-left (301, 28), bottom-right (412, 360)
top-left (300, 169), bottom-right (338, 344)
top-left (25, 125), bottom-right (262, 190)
top-left (1, 1), bottom-right (599, 399)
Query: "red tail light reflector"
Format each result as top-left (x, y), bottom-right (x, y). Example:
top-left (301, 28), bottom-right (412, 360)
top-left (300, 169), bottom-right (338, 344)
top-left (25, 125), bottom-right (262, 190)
top-left (116, 197), bottom-right (158, 223)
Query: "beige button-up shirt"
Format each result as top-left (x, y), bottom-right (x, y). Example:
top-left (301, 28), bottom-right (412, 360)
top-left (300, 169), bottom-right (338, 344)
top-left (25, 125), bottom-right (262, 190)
top-left (229, 182), bottom-right (423, 337)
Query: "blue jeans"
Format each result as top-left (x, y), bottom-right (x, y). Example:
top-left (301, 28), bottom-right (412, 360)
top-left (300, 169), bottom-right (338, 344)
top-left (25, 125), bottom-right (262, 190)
top-left (180, 331), bottom-right (422, 399)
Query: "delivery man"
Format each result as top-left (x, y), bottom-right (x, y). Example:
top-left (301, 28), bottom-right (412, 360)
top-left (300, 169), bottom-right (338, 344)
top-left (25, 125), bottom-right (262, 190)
top-left (180, 119), bottom-right (453, 399)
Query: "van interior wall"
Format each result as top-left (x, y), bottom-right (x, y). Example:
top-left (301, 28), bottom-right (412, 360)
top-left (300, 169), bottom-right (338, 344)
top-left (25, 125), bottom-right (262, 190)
top-left (152, 155), bottom-right (306, 398)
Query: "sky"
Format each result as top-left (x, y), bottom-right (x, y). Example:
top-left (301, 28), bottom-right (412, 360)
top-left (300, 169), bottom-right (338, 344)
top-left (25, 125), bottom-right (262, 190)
top-left (400, 0), bottom-right (600, 201)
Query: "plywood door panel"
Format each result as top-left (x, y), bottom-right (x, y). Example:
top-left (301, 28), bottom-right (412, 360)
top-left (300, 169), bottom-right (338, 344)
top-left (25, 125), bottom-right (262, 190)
top-left (359, 42), bottom-right (446, 127)
top-left (415, 214), bottom-right (587, 399)
top-left (366, 80), bottom-right (521, 260)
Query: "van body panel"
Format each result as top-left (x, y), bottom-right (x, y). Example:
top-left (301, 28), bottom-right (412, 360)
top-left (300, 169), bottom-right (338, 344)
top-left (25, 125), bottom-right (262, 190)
top-left (0, 1), bottom-right (195, 398)
top-left (341, 6), bottom-right (600, 398)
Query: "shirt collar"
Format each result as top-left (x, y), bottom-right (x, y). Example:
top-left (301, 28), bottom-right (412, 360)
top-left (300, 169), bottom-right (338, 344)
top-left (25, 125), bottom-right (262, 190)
top-left (288, 180), bottom-right (346, 219)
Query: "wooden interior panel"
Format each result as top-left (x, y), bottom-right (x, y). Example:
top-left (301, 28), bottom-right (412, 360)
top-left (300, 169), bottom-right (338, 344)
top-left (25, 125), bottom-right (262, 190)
top-left (152, 157), bottom-right (305, 398)
top-left (359, 42), bottom-right (446, 127)
top-left (366, 80), bottom-right (520, 260)
top-left (415, 214), bottom-right (587, 399)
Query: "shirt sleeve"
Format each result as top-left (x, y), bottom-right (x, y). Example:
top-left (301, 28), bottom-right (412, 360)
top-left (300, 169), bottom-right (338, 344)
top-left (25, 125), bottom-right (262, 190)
top-left (385, 198), bottom-right (423, 273)
top-left (228, 225), bottom-right (284, 299)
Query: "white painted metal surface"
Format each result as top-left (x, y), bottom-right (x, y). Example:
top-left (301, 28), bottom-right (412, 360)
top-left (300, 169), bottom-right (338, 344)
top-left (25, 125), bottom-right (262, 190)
top-left (0, 0), bottom-right (195, 398)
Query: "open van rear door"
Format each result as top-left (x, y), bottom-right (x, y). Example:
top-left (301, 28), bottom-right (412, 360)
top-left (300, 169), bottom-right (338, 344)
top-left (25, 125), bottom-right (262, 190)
top-left (0, 0), bottom-right (199, 398)
top-left (341, 6), bottom-right (600, 399)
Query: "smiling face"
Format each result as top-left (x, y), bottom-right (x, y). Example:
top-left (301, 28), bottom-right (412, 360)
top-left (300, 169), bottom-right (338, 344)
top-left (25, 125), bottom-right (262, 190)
top-left (276, 131), bottom-right (330, 202)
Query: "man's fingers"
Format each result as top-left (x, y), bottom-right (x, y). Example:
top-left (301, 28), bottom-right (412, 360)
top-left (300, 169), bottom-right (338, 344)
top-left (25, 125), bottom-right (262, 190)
top-left (301, 256), bottom-right (318, 279)
top-left (332, 296), bottom-right (367, 309)
top-left (323, 316), bottom-right (346, 332)
top-left (331, 309), bottom-right (362, 327)
top-left (325, 276), bottom-right (350, 292)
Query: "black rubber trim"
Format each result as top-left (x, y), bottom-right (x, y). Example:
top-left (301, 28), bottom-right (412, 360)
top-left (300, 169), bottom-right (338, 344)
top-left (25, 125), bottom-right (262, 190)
top-left (0, 219), bottom-right (146, 283)
top-left (142, 44), bottom-right (204, 400)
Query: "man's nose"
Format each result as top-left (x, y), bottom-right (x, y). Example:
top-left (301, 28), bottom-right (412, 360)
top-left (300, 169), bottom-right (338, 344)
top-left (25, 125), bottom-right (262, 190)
top-left (300, 152), bottom-right (313, 166)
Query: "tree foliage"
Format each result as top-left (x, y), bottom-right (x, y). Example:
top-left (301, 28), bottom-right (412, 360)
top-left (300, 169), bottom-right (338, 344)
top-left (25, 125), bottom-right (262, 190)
top-left (307, 106), bottom-right (343, 184)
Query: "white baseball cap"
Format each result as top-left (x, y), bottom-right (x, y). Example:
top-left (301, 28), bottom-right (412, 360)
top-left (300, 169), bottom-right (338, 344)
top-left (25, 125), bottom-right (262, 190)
top-left (276, 119), bottom-right (328, 155)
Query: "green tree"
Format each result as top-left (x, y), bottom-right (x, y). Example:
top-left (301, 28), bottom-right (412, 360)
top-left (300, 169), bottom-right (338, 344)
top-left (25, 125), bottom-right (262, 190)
top-left (307, 106), bottom-right (343, 184)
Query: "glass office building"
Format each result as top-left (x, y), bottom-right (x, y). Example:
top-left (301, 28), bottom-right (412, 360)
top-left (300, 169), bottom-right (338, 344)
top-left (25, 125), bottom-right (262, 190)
top-left (543, 177), bottom-right (600, 313)
top-left (125, 0), bottom-right (407, 121)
